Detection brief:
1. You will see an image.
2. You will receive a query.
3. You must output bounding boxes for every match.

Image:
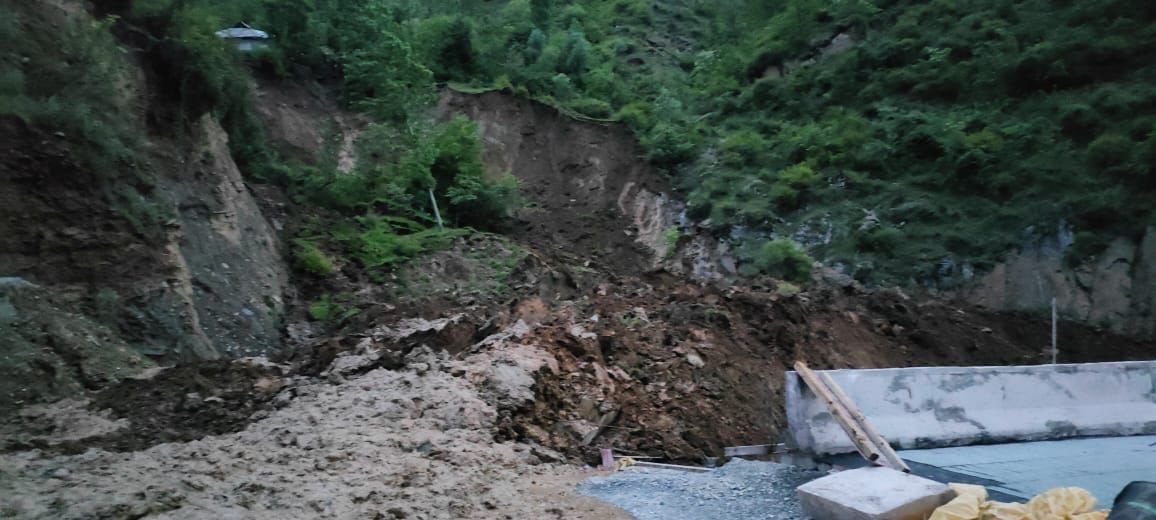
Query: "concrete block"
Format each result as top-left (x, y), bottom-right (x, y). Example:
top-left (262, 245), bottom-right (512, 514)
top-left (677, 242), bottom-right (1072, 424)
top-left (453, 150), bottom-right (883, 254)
top-left (797, 467), bottom-right (954, 520)
top-left (785, 361), bottom-right (1156, 455)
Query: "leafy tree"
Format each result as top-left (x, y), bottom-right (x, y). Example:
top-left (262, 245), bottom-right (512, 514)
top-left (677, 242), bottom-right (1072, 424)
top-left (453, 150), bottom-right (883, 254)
top-left (431, 17), bottom-right (479, 81)
top-left (525, 27), bottom-right (547, 64)
top-left (1087, 133), bottom-right (1135, 173)
top-left (430, 116), bottom-right (521, 228)
top-left (342, 32), bottom-right (434, 122)
top-left (530, 0), bottom-right (553, 28)
top-left (557, 25), bottom-right (590, 77)
top-left (552, 73), bottom-right (576, 101)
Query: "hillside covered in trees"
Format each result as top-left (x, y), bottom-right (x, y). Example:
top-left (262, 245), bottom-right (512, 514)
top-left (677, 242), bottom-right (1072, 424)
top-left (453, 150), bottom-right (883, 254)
top-left (7, 0), bottom-right (1155, 286)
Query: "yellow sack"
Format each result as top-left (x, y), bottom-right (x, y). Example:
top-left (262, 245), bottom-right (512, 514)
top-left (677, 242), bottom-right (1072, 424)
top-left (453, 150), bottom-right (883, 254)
top-left (982, 501), bottom-right (1031, 520)
top-left (931, 484), bottom-right (988, 520)
top-left (1069, 514), bottom-right (1108, 520)
top-left (1026, 487), bottom-right (1100, 519)
top-left (931, 485), bottom-right (1107, 520)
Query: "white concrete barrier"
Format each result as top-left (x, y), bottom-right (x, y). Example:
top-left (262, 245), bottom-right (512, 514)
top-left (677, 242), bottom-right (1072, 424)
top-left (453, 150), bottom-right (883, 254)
top-left (785, 361), bottom-right (1156, 455)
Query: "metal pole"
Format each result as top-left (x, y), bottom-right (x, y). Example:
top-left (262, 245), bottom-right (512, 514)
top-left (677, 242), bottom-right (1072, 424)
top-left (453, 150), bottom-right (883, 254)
top-left (1051, 297), bottom-right (1058, 364)
top-left (428, 188), bottom-right (444, 230)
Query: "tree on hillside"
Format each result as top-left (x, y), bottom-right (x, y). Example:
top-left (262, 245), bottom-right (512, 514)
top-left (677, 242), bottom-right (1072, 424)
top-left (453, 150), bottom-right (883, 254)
top-left (557, 25), bottom-right (590, 77)
top-left (342, 32), bottom-right (434, 122)
top-left (525, 27), bottom-right (546, 64)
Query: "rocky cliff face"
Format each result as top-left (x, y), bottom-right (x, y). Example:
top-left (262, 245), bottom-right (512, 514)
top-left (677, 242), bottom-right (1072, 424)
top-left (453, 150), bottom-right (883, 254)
top-left (0, 112), bottom-right (289, 409)
top-left (0, 8), bottom-right (288, 408)
top-left (153, 116), bottom-right (289, 359)
top-left (967, 226), bottom-right (1156, 339)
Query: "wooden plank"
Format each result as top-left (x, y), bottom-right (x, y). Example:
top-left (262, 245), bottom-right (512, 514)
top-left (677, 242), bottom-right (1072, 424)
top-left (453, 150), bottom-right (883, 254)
top-left (793, 361), bottom-right (882, 464)
top-left (820, 372), bottom-right (911, 473)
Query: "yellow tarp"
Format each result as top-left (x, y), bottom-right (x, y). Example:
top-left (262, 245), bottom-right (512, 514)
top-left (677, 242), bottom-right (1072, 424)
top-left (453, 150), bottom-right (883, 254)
top-left (929, 484), bottom-right (1108, 520)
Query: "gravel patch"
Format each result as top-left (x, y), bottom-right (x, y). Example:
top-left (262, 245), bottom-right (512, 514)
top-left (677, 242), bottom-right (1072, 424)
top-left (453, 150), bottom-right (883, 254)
top-left (578, 458), bottom-right (825, 520)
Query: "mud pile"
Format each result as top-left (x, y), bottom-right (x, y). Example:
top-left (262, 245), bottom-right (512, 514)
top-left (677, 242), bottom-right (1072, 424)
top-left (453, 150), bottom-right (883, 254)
top-left (448, 273), bottom-right (1155, 463)
top-left (0, 348), bottom-right (628, 519)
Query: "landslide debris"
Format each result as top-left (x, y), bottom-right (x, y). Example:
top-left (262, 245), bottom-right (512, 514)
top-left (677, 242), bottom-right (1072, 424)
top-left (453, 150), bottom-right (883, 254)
top-left (0, 348), bottom-right (627, 519)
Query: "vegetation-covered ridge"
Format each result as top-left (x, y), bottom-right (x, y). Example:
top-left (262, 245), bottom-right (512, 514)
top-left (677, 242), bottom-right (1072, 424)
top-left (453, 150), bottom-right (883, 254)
top-left (381, 0), bottom-right (1154, 285)
top-left (10, 0), bottom-right (1156, 287)
top-left (230, 0), bottom-right (1156, 284)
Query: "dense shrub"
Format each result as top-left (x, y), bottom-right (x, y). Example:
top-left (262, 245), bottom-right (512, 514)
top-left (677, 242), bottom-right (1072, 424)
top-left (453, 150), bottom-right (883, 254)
top-left (336, 215), bottom-right (468, 270)
top-left (749, 239), bottom-right (814, 283)
top-left (1087, 133), bottom-right (1135, 172)
top-left (720, 130), bottom-right (768, 167)
top-left (293, 238), bottom-right (336, 277)
top-left (343, 34), bottom-right (435, 123)
top-left (856, 227), bottom-right (903, 255)
top-left (772, 163), bottom-right (820, 210)
top-left (308, 294), bottom-right (360, 323)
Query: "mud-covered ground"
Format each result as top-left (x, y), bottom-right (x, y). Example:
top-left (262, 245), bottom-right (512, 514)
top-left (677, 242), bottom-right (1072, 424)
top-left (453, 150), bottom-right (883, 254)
top-left (4, 255), bottom-right (1153, 518)
top-left (0, 346), bottom-right (630, 519)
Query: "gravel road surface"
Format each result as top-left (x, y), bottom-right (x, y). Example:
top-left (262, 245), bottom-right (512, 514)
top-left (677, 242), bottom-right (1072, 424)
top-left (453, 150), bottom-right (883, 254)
top-left (578, 458), bottom-right (825, 520)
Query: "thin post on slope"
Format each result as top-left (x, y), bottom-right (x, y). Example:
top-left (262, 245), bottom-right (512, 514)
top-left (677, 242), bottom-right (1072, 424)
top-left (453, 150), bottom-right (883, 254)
top-left (1051, 297), bottom-right (1058, 365)
top-left (428, 188), bottom-right (444, 230)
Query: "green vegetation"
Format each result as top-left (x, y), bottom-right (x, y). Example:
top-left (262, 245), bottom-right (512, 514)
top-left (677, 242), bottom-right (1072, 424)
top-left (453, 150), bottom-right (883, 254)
top-left (394, 235), bottom-right (528, 297)
top-left (0, 10), bottom-right (130, 162)
top-left (292, 238), bottom-right (336, 277)
top-left (91, 0), bottom-right (521, 277)
top-left (1, 2), bottom-right (168, 241)
top-left (284, 114), bottom-right (518, 277)
top-left (776, 281), bottom-right (802, 297)
top-left (307, 293), bottom-right (360, 323)
top-left (746, 239), bottom-right (814, 283)
top-left (662, 227), bottom-right (681, 258)
top-left (18, 0), bottom-right (1156, 284)
top-left (194, 0), bottom-right (1152, 283)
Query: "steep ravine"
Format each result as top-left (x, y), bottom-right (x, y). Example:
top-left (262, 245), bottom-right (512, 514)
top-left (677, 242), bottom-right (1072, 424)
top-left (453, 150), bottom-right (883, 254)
top-left (3, 73), bottom-right (1155, 517)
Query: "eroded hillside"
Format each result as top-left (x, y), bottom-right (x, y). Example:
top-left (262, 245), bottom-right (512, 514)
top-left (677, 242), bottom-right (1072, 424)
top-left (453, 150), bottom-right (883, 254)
top-left (1, 0), bottom-right (289, 411)
top-left (3, 0), bottom-right (1156, 517)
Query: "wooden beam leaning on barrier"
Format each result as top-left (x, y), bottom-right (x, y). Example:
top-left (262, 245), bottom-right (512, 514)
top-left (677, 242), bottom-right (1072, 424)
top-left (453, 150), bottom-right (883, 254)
top-left (793, 361), bottom-right (910, 473)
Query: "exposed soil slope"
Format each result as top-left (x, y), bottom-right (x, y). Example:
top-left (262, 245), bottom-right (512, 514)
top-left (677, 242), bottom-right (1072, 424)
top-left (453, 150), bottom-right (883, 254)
top-left (438, 91), bottom-right (674, 276)
top-left (0, 1), bottom-right (290, 411)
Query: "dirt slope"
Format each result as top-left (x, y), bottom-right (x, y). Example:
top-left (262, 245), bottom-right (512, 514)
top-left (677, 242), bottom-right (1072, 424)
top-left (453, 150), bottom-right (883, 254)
top-left (438, 91), bottom-right (677, 276)
top-left (475, 273), bottom-right (1154, 463)
top-left (0, 0), bottom-right (289, 411)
